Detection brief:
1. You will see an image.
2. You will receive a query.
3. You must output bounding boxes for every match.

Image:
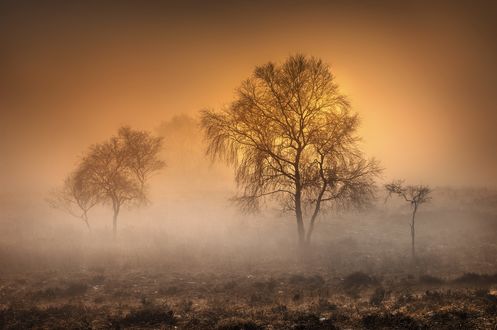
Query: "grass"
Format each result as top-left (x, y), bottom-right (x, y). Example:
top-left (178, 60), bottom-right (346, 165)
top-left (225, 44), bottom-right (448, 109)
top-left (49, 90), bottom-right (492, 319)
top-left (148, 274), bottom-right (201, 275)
top-left (1, 268), bottom-right (497, 329)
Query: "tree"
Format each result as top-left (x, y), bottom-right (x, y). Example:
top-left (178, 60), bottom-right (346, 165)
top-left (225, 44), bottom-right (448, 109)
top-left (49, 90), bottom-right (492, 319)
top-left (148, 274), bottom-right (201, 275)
top-left (54, 127), bottom-right (165, 237)
top-left (47, 167), bottom-right (99, 231)
top-left (385, 180), bottom-right (432, 260)
top-left (117, 127), bottom-right (166, 191)
top-left (201, 54), bottom-right (381, 246)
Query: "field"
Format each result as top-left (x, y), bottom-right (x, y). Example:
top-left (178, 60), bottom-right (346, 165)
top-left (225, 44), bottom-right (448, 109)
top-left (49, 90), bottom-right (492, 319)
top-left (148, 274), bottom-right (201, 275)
top-left (1, 266), bottom-right (497, 329)
top-left (1, 188), bottom-right (497, 329)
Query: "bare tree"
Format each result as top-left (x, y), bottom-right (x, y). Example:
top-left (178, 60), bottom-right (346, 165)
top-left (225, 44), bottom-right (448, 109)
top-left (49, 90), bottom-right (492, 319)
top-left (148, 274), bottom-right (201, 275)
top-left (385, 180), bottom-right (432, 260)
top-left (81, 127), bottom-right (165, 237)
top-left (47, 167), bottom-right (99, 231)
top-left (201, 54), bottom-right (381, 246)
top-left (55, 127), bottom-right (165, 237)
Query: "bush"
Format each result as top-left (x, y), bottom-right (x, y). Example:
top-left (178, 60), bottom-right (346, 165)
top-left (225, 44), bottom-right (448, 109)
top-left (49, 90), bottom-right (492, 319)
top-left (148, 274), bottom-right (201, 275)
top-left (452, 273), bottom-right (497, 285)
top-left (64, 282), bottom-right (88, 296)
top-left (419, 275), bottom-right (445, 285)
top-left (289, 312), bottom-right (337, 330)
top-left (428, 308), bottom-right (476, 329)
top-left (0, 305), bottom-right (92, 329)
top-left (289, 274), bottom-right (325, 288)
top-left (113, 305), bottom-right (175, 327)
top-left (369, 287), bottom-right (386, 306)
top-left (362, 312), bottom-right (422, 329)
top-left (342, 272), bottom-right (378, 290)
top-left (216, 317), bottom-right (261, 330)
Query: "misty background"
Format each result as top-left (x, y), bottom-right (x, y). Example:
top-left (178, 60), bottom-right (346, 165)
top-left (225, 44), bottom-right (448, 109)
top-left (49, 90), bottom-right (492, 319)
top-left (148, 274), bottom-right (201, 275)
top-left (1, 1), bottom-right (497, 275)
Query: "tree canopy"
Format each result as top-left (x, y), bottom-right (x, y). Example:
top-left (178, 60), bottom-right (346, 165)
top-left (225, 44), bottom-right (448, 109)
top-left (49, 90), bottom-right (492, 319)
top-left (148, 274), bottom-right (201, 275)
top-left (50, 127), bottom-right (165, 236)
top-left (201, 54), bottom-right (380, 245)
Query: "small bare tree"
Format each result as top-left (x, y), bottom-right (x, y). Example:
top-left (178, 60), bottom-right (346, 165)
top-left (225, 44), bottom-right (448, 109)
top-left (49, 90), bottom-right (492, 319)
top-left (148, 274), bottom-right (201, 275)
top-left (47, 167), bottom-right (99, 231)
top-left (385, 180), bottom-right (432, 260)
top-left (52, 127), bottom-right (165, 237)
top-left (79, 127), bottom-right (165, 237)
top-left (201, 54), bottom-right (381, 246)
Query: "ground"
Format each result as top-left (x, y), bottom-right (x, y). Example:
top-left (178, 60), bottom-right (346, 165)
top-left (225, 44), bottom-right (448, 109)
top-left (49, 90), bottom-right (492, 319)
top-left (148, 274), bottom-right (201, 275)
top-left (1, 266), bottom-right (497, 329)
top-left (2, 188), bottom-right (497, 329)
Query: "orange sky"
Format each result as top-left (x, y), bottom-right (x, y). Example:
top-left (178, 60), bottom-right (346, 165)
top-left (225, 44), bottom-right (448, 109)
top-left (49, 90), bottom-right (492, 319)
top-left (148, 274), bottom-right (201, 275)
top-left (1, 0), bottom-right (497, 196)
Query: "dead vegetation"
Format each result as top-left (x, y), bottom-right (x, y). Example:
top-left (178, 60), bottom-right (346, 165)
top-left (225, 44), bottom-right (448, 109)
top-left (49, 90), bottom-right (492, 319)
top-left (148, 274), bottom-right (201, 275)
top-left (1, 188), bottom-right (497, 328)
top-left (1, 267), bottom-right (497, 329)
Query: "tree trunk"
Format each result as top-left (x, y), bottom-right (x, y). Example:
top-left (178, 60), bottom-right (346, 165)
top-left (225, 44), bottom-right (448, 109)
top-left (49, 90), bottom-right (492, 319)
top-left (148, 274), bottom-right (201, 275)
top-left (82, 212), bottom-right (91, 232)
top-left (112, 200), bottom-right (120, 239)
top-left (305, 182), bottom-right (327, 245)
top-left (294, 191), bottom-right (306, 246)
top-left (410, 204), bottom-right (418, 260)
top-left (305, 213), bottom-right (319, 245)
top-left (293, 153), bottom-right (306, 247)
top-left (306, 211), bottom-right (319, 246)
top-left (113, 212), bottom-right (118, 238)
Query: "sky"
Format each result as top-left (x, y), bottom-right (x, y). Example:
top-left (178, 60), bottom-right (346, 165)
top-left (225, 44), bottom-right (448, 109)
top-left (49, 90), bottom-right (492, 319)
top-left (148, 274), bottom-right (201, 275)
top-left (1, 0), bottom-right (497, 199)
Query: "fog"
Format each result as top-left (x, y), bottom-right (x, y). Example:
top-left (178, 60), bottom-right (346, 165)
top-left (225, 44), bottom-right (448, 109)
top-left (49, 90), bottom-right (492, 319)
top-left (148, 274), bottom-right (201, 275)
top-left (1, 2), bottom-right (497, 328)
top-left (1, 114), bottom-right (496, 278)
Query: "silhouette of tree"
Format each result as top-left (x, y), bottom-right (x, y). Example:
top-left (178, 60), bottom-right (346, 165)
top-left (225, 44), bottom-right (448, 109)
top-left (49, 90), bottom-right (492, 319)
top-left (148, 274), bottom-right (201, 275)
top-left (118, 127), bottom-right (166, 191)
top-left (201, 54), bottom-right (380, 246)
top-left (385, 180), bottom-right (432, 260)
top-left (47, 167), bottom-right (99, 231)
top-left (52, 127), bottom-right (165, 237)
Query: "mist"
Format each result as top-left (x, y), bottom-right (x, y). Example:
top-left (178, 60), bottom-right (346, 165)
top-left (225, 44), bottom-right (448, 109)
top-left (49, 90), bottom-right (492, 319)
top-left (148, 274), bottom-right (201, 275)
top-left (1, 1), bottom-right (497, 329)
top-left (1, 113), bottom-right (496, 274)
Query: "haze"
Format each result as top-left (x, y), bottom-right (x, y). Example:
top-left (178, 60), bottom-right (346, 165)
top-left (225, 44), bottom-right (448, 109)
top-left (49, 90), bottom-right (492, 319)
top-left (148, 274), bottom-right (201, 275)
top-left (2, 1), bottom-right (497, 197)
top-left (1, 2), bottom-right (497, 328)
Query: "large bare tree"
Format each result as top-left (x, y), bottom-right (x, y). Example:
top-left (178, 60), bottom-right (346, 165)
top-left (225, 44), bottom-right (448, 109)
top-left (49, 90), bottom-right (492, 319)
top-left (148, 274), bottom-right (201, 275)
top-left (53, 127), bottom-right (165, 237)
top-left (201, 55), bottom-right (381, 246)
top-left (385, 180), bottom-right (432, 260)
